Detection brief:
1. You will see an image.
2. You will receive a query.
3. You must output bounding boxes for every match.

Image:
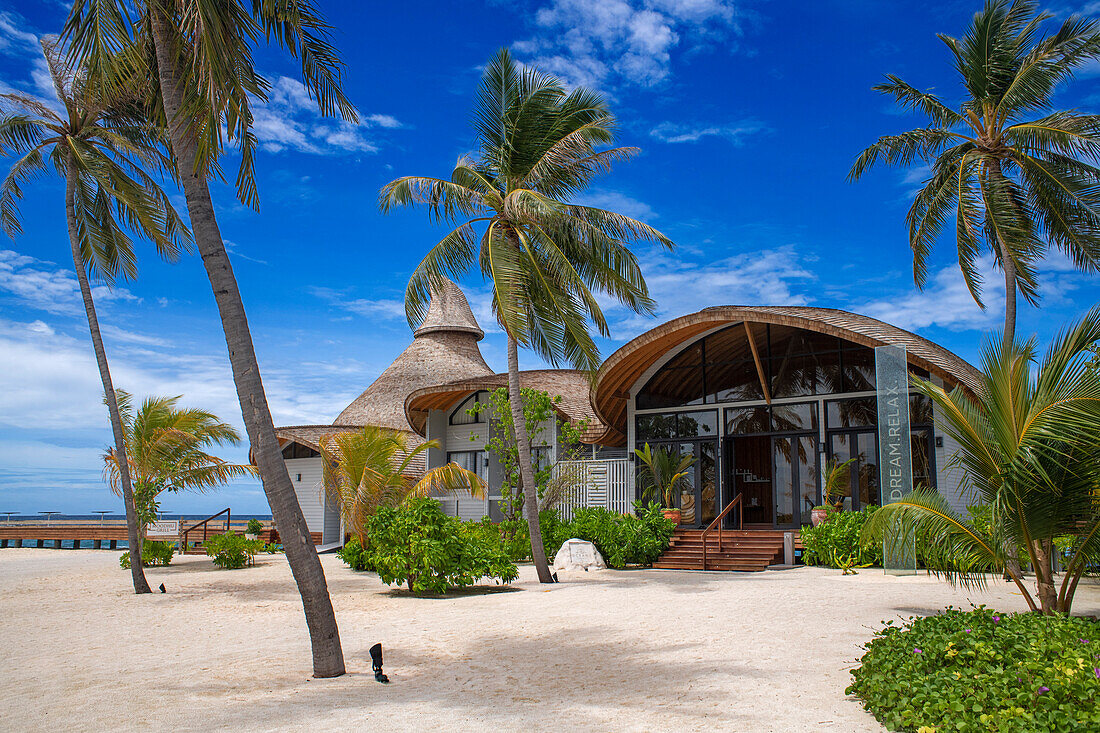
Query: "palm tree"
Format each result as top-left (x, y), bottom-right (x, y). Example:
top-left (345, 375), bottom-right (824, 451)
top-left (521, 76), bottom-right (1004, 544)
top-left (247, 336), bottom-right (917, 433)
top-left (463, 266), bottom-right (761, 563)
top-left (0, 38), bottom-right (189, 593)
top-left (104, 392), bottom-right (256, 543)
top-left (849, 0), bottom-right (1100, 344)
top-left (861, 307), bottom-right (1100, 614)
top-left (380, 49), bottom-right (673, 583)
top-left (320, 427), bottom-right (486, 545)
top-left (64, 1), bottom-right (356, 675)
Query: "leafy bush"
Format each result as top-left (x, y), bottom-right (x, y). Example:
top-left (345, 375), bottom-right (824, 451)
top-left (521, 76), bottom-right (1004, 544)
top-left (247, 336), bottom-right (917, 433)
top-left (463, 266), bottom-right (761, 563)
top-left (119, 539), bottom-right (175, 568)
top-left (246, 518), bottom-right (264, 535)
top-left (204, 532), bottom-right (262, 569)
top-left (365, 498), bottom-right (518, 593)
top-left (336, 537), bottom-right (373, 571)
top-left (848, 607), bottom-right (1100, 732)
top-left (801, 506), bottom-right (883, 568)
top-left (554, 502), bottom-right (674, 569)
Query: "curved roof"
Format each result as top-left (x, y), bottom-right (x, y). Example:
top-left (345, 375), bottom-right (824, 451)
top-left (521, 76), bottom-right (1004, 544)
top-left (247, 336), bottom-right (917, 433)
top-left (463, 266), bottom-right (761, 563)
top-left (590, 305), bottom-right (981, 446)
top-left (276, 279), bottom-right (493, 449)
top-left (404, 369), bottom-right (606, 442)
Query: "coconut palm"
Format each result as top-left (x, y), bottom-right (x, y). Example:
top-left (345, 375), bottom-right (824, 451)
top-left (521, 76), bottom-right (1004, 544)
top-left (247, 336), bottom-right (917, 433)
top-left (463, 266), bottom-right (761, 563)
top-left (380, 49), bottom-right (673, 583)
top-left (0, 38), bottom-right (189, 593)
top-left (849, 0), bottom-right (1100, 344)
top-left (104, 391), bottom-right (256, 543)
top-left (861, 307), bottom-right (1100, 614)
top-left (65, 0), bottom-right (355, 675)
top-left (320, 426), bottom-right (487, 545)
top-left (634, 443), bottom-right (695, 510)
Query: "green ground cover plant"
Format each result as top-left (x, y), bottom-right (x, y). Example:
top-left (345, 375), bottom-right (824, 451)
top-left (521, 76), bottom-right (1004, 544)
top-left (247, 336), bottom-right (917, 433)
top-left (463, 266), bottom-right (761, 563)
top-left (204, 532), bottom-right (263, 569)
top-left (364, 498), bottom-right (517, 593)
top-left (848, 607), bottom-right (1100, 732)
top-left (119, 539), bottom-right (175, 568)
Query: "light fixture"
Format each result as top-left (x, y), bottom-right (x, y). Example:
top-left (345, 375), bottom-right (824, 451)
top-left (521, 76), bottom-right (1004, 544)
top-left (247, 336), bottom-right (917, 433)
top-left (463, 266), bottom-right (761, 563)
top-left (818, 441), bottom-right (826, 454)
top-left (296, 473), bottom-right (302, 482)
top-left (369, 643), bottom-right (389, 683)
top-left (935, 436), bottom-right (944, 448)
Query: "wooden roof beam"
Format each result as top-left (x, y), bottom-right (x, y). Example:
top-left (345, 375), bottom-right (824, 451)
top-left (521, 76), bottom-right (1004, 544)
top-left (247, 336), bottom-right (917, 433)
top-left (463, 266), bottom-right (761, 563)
top-left (743, 321), bottom-right (772, 405)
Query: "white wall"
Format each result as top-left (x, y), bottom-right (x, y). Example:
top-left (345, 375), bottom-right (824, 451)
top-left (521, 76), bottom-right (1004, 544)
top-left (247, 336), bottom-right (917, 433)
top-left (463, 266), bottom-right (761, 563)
top-left (285, 456), bottom-right (326, 535)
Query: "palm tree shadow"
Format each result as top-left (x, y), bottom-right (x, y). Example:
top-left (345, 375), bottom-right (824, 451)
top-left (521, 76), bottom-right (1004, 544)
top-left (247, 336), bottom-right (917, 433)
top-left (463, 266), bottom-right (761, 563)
top-left (381, 585), bottom-right (522, 599)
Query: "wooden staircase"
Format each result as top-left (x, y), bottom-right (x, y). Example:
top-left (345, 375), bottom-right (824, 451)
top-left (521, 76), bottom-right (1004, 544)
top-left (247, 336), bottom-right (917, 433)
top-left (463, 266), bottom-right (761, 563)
top-left (653, 528), bottom-right (796, 572)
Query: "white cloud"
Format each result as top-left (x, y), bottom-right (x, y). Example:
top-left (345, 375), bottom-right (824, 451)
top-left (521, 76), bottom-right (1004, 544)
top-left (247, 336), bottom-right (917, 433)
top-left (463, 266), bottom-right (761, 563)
top-left (576, 190), bottom-right (658, 221)
top-left (649, 120), bottom-right (765, 144)
top-left (0, 11), bottom-right (38, 55)
top-left (0, 249), bottom-right (140, 316)
top-left (251, 76), bottom-right (404, 155)
top-left (309, 285), bottom-right (408, 321)
top-left (517, 0), bottom-right (745, 89)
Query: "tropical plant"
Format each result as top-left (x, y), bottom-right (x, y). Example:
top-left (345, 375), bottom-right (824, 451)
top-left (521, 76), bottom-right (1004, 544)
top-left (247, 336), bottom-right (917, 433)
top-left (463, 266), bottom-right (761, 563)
top-left (468, 387), bottom-right (590, 521)
top-left (246, 518), bottom-right (264, 536)
top-left (634, 443), bottom-right (695, 509)
top-left (119, 539), bottom-right (174, 568)
top-left (861, 307), bottom-right (1100, 614)
top-left (104, 391), bottom-right (255, 542)
top-left (319, 426), bottom-right (487, 546)
top-left (802, 506), bottom-right (884, 569)
top-left (65, 0), bottom-right (357, 675)
top-left (563, 502), bottom-right (676, 568)
top-left (848, 607), bottom-right (1100, 731)
top-left (365, 498), bottom-right (519, 594)
top-left (205, 531), bottom-right (263, 569)
top-left (849, 0), bottom-right (1100, 345)
top-left (815, 456), bottom-right (857, 511)
top-left (380, 49), bottom-right (672, 583)
top-left (0, 38), bottom-right (189, 593)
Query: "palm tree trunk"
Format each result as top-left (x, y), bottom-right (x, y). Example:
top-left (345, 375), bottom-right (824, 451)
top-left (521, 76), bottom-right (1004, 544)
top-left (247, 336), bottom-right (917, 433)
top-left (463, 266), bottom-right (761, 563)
top-left (64, 157), bottom-right (150, 593)
top-left (1001, 250), bottom-right (1017, 346)
top-left (1033, 539), bottom-right (1057, 614)
top-left (148, 6), bottom-right (344, 677)
top-left (507, 334), bottom-right (553, 583)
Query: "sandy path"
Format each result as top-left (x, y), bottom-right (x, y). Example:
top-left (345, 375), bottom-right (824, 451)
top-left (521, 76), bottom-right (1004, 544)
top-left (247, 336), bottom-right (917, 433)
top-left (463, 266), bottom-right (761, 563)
top-left (2, 549), bottom-right (1096, 732)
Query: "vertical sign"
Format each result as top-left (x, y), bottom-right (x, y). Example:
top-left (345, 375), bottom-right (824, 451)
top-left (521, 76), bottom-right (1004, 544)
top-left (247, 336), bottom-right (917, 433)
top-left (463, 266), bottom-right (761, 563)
top-left (875, 345), bottom-right (917, 575)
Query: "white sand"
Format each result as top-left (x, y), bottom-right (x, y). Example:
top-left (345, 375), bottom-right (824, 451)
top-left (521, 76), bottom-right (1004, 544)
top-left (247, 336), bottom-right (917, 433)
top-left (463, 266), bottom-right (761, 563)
top-left (2, 549), bottom-right (1097, 732)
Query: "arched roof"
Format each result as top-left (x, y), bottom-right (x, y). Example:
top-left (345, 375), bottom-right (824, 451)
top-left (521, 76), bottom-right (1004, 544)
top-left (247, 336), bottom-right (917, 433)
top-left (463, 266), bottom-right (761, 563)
top-left (404, 369), bottom-right (606, 442)
top-left (590, 305), bottom-right (981, 446)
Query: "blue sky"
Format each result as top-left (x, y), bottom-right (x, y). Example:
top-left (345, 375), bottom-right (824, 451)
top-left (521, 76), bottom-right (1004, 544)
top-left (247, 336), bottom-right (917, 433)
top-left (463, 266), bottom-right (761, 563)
top-left (1, 0), bottom-right (1098, 516)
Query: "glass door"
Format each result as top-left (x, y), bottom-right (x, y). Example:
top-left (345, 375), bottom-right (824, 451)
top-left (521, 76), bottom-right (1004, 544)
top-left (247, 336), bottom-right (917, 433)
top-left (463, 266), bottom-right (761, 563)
top-left (728, 435), bottom-right (773, 527)
top-left (773, 434), bottom-right (817, 528)
top-left (676, 440), bottom-right (717, 528)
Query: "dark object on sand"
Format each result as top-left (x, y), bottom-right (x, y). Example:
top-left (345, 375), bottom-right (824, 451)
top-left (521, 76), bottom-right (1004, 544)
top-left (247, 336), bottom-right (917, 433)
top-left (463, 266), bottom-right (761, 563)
top-left (159, 583), bottom-right (166, 593)
top-left (370, 643), bottom-right (389, 683)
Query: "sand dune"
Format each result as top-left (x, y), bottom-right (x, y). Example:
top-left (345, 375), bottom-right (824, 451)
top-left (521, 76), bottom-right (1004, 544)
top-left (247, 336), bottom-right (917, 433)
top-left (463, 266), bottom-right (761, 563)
top-left (2, 548), bottom-right (1095, 732)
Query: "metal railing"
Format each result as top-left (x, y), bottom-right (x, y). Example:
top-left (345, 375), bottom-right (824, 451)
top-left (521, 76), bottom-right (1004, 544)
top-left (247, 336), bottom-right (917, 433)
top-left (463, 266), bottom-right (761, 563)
top-left (181, 508), bottom-right (231, 551)
top-left (701, 495), bottom-right (742, 571)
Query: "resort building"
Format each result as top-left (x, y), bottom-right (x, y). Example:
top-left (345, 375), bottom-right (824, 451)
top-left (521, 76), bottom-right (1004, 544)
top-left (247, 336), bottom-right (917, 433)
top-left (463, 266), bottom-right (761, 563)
top-left (276, 282), bottom-right (981, 545)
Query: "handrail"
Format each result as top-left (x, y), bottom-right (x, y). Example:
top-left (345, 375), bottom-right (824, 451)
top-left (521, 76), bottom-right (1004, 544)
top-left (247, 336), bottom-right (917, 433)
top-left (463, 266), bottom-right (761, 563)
top-left (701, 495), bottom-right (742, 571)
top-left (181, 508), bottom-right (231, 550)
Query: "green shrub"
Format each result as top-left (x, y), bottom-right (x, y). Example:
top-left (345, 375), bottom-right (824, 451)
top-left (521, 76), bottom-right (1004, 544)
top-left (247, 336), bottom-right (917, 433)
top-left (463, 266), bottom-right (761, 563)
top-left (556, 502), bottom-right (674, 569)
top-left (848, 607), bottom-right (1100, 732)
top-left (246, 518), bottom-right (264, 535)
top-left (336, 537), bottom-right (373, 571)
top-left (204, 532), bottom-right (262, 569)
top-left (119, 539), bottom-right (175, 568)
top-left (801, 506), bottom-right (883, 568)
top-left (365, 498), bottom-right (518, 593)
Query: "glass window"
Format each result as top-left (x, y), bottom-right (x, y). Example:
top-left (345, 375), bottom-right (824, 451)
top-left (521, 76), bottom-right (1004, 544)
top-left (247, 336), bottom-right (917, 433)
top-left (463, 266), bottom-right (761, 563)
top-left (636, 366), bottom-right (704, 409)
top-left (636, 413), bottom-right (677, 441)
top-left (725, 406), bottom-right (771, 434)
top-left (841, 348), bottom-right (876, 392)
top-left (707, 360), bottom-right (765, 402)
top-left (910, 393), bottom-right (933, 425)
top-left (450, 391), bottom-right (487, 425)
top-left (678, 411), bottom-right (717, 437)
top-left (446, 450), bottom-right (488, 482)
top-left (282, 442), bottom-right (319, 459)
top-left (911, 429), bottom-right (935, 489)
top-left (826, 397), bottom-right (877, 428)
top-left (770, 402), bottom-right (818, 432)
top-left (531, 446), bottom-right (553, 471)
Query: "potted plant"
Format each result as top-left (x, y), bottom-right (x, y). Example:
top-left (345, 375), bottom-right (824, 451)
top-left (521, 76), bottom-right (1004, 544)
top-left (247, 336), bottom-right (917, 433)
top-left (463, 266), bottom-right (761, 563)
top-left (634, 443), bottom-right (695, 525)
top-left (811, 457), bottom-right (857, 526)
top-left (245, 518), bottom-right (264, 541)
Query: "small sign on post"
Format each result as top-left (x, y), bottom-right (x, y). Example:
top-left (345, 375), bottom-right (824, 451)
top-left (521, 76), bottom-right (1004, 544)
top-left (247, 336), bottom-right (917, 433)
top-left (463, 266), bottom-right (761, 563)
top-left (875, 345), bottom-right (917, 576)
top-left (146, 520), bottom-right (179, 538)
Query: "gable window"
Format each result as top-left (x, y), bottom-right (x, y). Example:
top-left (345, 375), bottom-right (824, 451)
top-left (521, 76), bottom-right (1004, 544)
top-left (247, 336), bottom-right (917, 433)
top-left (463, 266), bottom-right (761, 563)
top-left (450, 390), bottom-right (490, 425)
top-left (281, 442), bottom-right (319, 459)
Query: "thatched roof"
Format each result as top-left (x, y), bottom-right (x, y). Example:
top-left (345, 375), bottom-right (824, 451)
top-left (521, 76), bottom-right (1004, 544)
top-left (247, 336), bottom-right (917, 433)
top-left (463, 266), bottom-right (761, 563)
top-left (276, 279), bottom-right (493, 451)
top-left (405, 369), bottom-right (606, 442)
top-left (591, 305), bottom-right (982, 446)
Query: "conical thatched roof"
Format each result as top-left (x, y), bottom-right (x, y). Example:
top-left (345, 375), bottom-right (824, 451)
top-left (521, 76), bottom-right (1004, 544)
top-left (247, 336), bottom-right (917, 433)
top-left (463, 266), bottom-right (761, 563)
top-left (328, 279), bottom-right (493, 432)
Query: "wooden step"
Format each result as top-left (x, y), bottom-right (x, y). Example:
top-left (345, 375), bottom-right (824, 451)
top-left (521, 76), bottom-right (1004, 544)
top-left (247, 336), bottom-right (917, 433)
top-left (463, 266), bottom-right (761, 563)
top-left (652, 526), bottom-right (797, 572)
